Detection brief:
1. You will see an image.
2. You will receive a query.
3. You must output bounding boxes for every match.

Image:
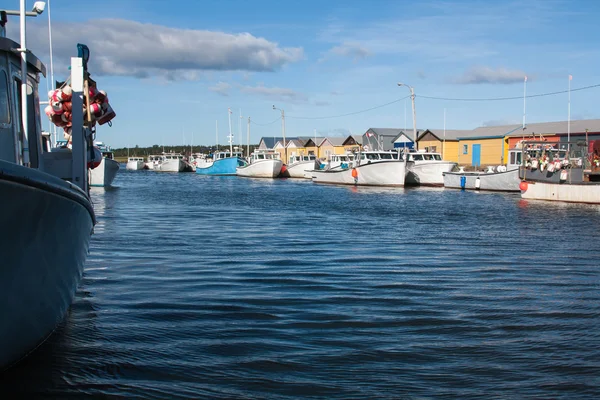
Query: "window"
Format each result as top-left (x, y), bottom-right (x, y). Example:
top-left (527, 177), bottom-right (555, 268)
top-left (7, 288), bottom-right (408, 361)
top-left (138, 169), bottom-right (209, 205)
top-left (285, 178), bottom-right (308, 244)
top-left (430, 146), bottom-right (437, 153)
top-left (0, 70), bottom-right (9, 124)
top-left (463, 144), bottom-right (468, 154)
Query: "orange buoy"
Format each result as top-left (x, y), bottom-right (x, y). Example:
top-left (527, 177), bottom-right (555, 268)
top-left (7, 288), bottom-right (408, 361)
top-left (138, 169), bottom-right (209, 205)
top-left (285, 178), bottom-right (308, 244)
top-left (519, 181), bottom-right (528, 191)
top-left (351, 168), bottom-right (358, 178)
top-left (281, 164), bottom-right (287, 173)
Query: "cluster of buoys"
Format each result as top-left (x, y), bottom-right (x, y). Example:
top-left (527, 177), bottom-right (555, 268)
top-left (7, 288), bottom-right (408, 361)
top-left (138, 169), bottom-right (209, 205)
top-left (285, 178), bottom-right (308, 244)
top-left (44, 83), bottom-right (116, 141)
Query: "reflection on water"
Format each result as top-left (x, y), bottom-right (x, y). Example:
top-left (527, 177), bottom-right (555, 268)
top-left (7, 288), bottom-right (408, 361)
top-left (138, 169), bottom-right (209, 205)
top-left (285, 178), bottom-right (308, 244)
top-left (2, 170), bottom-right (600, 399)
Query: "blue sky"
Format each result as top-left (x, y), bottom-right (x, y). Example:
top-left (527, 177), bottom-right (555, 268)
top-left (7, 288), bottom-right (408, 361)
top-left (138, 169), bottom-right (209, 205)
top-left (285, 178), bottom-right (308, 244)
top-left (8, 0), bottom-right (600, 148)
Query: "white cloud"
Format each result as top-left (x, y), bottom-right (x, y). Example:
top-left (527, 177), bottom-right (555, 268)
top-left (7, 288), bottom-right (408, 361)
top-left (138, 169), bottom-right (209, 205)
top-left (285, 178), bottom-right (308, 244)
top-left (328, 42), bottom-right (370, 61)
top-left (240, 84), bottom-right (308, 102)
top-left (453, 66), bottom-right (528, 84)
top-left (20, 19), bottom-right (304, 80)
top-left (209, 82), bottom-right (232, 96)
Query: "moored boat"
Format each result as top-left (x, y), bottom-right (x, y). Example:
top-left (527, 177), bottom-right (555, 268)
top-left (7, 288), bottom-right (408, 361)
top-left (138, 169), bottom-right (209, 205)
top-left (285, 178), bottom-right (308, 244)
top-left (519, 140), bottom-right (600, 204)
top-left (236, 149), bottom-right (283, 178)
top-left (154, 152), bottom-right (186, 172)
top-left (0, 15), bottom-right (112, 369)
top-left (443, 148), bottom-right (522, 192)
top-left (311, 150), bottom-right (406, 186)
top-left (282, 154), bottom-right (320, 178)
top-left (126, 156), bottom-right (146, 170)
top-left (89, 141), bottom-right (119, 186)
top-left (196, 150), bottom-right (247, 175)
top-left (403, 151), bottom-right (457, 186)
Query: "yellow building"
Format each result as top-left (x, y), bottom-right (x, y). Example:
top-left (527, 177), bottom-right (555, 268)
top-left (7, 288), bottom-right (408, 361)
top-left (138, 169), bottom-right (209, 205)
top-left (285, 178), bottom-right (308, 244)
top-left (416, 129), bottom-right (472, 163)
top-left (285, 139), bottom-right (309, 164)
top-left (304, 137), bottom-right (325, 159)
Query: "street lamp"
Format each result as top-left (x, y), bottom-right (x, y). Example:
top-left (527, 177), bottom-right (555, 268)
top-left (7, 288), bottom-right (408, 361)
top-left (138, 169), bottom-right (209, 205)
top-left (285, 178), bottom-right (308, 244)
top-left (1, 2), bottom-right (46, 166)
top-left (398, 82), bottom-right (417, 151)
top-left (273, 105), bottom-right (287, 162)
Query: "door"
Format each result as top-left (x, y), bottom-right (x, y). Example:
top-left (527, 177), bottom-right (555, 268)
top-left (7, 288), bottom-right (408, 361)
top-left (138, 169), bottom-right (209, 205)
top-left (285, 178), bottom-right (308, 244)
top-left (472, 144), bottom-right (481, 167)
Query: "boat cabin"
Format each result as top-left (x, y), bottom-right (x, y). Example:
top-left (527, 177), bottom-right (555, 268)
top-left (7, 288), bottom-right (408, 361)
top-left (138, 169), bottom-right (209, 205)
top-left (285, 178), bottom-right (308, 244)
top-left (250, 150), bottom-right (280, 162)
top-left (358, 151), bottom-right (401, 163)
top-left (403, 151), bottom-right (443, 162)
top-left (128, 157), bottom-right (144, 162)
top-left (215, 151), bottom-right (243, 160)
top-left (289, 154), bottom-right (317, 164)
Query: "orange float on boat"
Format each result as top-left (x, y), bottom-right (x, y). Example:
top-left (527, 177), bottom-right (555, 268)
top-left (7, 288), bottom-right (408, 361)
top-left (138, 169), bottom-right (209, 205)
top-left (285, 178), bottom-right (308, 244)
top-left (519, 181), bottom-right (528, 191)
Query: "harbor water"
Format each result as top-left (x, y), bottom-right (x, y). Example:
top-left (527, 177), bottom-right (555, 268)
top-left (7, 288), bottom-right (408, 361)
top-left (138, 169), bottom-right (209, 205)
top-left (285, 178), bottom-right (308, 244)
top-left (2, 170), bottom-right (600, 398)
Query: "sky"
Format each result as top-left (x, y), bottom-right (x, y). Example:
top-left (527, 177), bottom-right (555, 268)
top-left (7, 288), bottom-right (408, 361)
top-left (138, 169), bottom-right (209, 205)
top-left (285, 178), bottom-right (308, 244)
top-left (6, 0), bottom-right (600, 148)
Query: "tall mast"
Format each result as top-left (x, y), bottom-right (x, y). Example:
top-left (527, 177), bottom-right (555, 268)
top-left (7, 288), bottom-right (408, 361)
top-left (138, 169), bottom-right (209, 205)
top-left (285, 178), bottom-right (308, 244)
top-left (247, 117), bottom-right (250, 157)
top-left (227, 108), bottom-right (233, 154)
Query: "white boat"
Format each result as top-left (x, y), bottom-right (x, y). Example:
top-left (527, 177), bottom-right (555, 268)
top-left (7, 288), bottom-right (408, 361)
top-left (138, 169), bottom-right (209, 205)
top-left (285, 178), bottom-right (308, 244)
top-left (311, 150), bottom-right (406, 186)
top-left (443, 148), bottom-right (522, 192)
top-left (403, 151), bottom-right (457, 186)
top-left (236, 149), bottom-right (283, 178)
top-left (146, 154), bottom-right (161, 170)
top-left (520, 140), bottom-right (600, 204)
top-left (283, 154), bottom-right (320, 178)
top-left (154, 152), bottom-right (186, 172)
top-left (126, 156), bottom-right (146, 170)
top-left (89, 142), bottom-right (119, 186)
top-left (1, 23), bottom-right (100, 369)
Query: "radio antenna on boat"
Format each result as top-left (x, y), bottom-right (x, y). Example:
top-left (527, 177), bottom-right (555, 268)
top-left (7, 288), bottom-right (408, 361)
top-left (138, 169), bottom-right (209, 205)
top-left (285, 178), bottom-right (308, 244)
top-left (247, 116), bottom-right (250, 157)
top-left (215, 120), bottom-right (219, 152)
top-left (227, 108), bottom-right (233, 154)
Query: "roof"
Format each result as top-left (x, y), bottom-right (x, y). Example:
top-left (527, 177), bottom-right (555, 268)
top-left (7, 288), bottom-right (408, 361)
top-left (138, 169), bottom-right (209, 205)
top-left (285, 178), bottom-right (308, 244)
top-left (506, 119), bottom-right (600, 136)
top-left (366, 128), bottom-right (403, 137)
top-left (259, 137), bottom-right (299, 148)
top-left (320, 137), bottom-right (347, 146)
top-left (418, 129), bottom-right (476, 141)
top-left (286, 139), bottom-right (305, 148)
top-left (350, 135), bottom-right (363, 144)
top-left (304, 137), bottom-right (327, 146)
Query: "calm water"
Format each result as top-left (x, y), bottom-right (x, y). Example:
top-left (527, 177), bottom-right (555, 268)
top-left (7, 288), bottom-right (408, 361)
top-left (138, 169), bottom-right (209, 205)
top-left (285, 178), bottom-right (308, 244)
top-left (2, 170), bottom-right (600, 398)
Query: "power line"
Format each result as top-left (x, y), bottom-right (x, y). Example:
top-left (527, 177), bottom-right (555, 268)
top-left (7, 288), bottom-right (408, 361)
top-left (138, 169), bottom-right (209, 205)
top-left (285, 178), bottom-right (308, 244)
top-left (286, 96), bottom-right (411, 120)
top-left (419, 83), bottom-right (600, 101)
top-left (250, 117), bottom-right (281, 126)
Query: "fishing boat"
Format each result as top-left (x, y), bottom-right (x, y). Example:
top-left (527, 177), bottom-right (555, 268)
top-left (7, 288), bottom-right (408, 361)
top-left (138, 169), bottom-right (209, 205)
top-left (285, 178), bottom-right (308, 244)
top-left (443, 148), bottom-right (522, 192)
top-left (146, 154), bottom-right (161, 170)
top-left (311, 150), bottom-right (406, 186)
top-left (0, 9), bottom-right (110, 369)
top-left (236, 149), bottom-right (283, 178)
top-left (89, 141), bottom-right (119, 186)
top-left (126, 156), bottom-right (146, 170)
top-left (154, 152), bottom-right (186, 172)
top-left (519, 140), bottom-right (600, 204)
top-left (196, 150), bottom-right (247, 175)
top-left (281, 154), bottom-right (320, 178)
top-left (402, 150), bottom-right (457, 186)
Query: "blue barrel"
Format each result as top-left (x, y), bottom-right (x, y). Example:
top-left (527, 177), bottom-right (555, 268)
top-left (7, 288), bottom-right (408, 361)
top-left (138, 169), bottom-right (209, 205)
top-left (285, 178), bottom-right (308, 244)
top-left (460, 176), bottom-right (466, 189)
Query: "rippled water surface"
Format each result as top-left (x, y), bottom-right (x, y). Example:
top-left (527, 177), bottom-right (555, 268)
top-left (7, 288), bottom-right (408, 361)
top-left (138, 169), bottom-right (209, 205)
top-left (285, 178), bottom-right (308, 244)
top-left (2, 170), bottom-right (600, 398)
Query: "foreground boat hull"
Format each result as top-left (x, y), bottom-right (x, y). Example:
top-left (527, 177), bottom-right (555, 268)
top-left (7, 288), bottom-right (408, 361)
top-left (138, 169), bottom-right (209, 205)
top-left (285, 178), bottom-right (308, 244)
top-left (406, 161), bottom-right (457, 186)
top-left (90, 158), bottom-right (120, 187)
top-left (237, 160), bottom-right (283, 178)
top-left (196, 157), bottom-right (246, 176)
top-left (520, 180), bottom-right (600, 204)
top-left (311, 161), bottom-right (406, 186)
top-left (0, 162), bottom-right (95, 370)
top-left (444, 168), bottom-right (520, 192)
